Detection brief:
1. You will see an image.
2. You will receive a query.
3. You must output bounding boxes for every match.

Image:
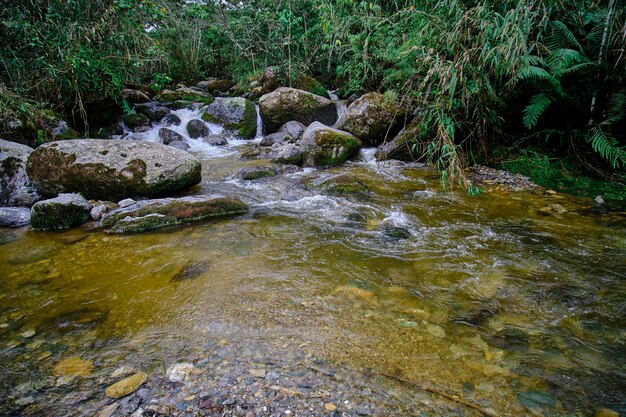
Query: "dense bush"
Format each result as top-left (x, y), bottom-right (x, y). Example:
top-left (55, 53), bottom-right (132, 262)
top-left (1, 0), bottom-right (624, 190)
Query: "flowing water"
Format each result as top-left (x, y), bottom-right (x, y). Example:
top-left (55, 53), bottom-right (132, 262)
top-left (1, 106), bottom-right (625, 416)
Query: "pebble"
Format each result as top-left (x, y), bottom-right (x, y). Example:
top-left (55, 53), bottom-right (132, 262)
top-left (53, 356), bottom-right (94, 377)
top-left (98, 402), bottom-right (119, 417)
top-left (324, 403), bottom-right (337, 412)
top-left (20, 329), bottom-right (36, 338)
top-left (106, 372), bottom-right (147, 399)
top-left (167, 363), bottom-right (196, 383)
top-left (250, 369), bottom-right (267, 378)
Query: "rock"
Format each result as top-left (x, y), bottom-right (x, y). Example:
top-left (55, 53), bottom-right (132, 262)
top-left (0, 116), bottom-right (37, 147)
top-left (201, 134), bottom-right (228, 146)
top-left (186, 119), bottom-right (210, 138)
top-left (39, 308), bottom-right (107, 334)
top-left (162, 113), bottom-right (182, 127)
top-left (166, 363), bottom-right (196, 383)
top-left (159, 128), bottom-right (184, 145)
top-left (271, 144), bottom-right (305, 165)
top-left (118, 198), bottom-right (136, 208)
top-left (260, 132), bottom-right (293, 147)
top-left (278, 121), bottom-right (306, 140)
top-left (249, 369), bottom-right (266, 378)
top-left (238, 167), bottom-right (277, 180)
top-left (53, 356), bottom-right (94, 377)
top-left (202, 97), bottom-right (256, 138)
top-left (155, 88), bottom-right (210, 102)
top-left (98, 403), bottom-right (119, 417)
top-left (381, 225), bottom-right (412, 241)
top-left (30, 193), bottom-right (92, 231)
top-left (324, 403), bottom-right (337, 412)
top-left (90, 204), bottom-right (109, 220)
top-left (347, 93), bottom-right (360, 106)
top-left (0, 207), bottom-right (31, 227)
top-left (0, 139), bottom-right (42, 206)
top-left (135, 104), bottom-right (170, 122)
top-left (168, 141), bottom-right (190, 151)
top-left (295, 74), bottom-right (329, 98)
top-left (197, 78), bottom-right (234, 93)
top-left (594, 195), bottom-right (605, 205)
top-left (122, 89), bottom-right (151, 103)
top-left (106, 372), bottom-right (148, 399)
top-left (517, 390), bottom-right (556, 410)
top-left (375, 124), bottom-right (420, 161)
top-left (99, 195), bottom-right (248, 233)
top-left (259, 87), bottom-right (337, 133)
top-left (124, 113), bottom-right (151, 131)
top-left (172, 260), bottom-right (210, 282)
top-left (299, 122), bottom-right (361, 167)
top-left (320, 175), bottom-right (369, 195)
top-left (27, 140), bottom-right (202, 200)
top-left (335, 93), bottom-right (407, 146)
top-left (169, 100), bottom-right (195, 110)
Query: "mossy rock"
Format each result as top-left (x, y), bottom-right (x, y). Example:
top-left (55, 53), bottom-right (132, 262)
top-left (124, 113), bottom-right (150, 130)
top-left (99, 195), bottom-right (248, 233)
top-left (30, 193), bottom-right (92, 231)
top-left (295, 75), bottom-right (329, 98)
top-left (321, 175), bottom-right (370, 195)
top-left (335, 92), bottom-right (408, 146)
top-left (375, 122), bottom-right (420, 162)
top-left (155, 88), bottom-right (209, 102)
top-left (203, 97), bottom-right (256, 138)
top-left (259, 87), bottom-right (337, 133)
top-left (26, 140), bottom-right (201, 201)
top-left (238, 167), bottom-right (277, 180)
top-left (300, 122), bottom-right (362, 167)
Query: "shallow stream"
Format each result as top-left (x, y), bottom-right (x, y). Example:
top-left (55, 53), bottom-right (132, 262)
top-left (1, 105), bottom-right (625, 416)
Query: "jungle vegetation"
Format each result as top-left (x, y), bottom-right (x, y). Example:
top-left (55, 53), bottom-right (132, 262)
top-left (1, 0), bottom-right (625, 199)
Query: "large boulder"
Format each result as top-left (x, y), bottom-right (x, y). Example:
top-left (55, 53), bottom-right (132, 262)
top-left (374, 124), bottom-right (420, 162)
top-left (299, 122), bottom-right (361, 167)
top-left (99, 195), bottom-right (248, 233)
top-left (0, 139), bottom-right (42, 206)
top-left (30, 193), bottom-right (92, 231)
top-left (295, 74), bottom-right (329, 98)
top-left (259, 88), bottom-right (337, 133)
top-left (335, 93), bottom-right (407, 146)
top-left (0, 116), bottom-right (37, 148)
top-left (202, 98), bottom-right (256, 138)
top-left (0, 207), bottom-right (31, 227)
top-left (26, 140), bottom-right (201, 201)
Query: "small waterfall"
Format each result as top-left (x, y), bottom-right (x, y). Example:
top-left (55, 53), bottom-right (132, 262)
top-left (255, 104), bottom-right (264, 139)
top-left (328, 90), bottom-right (347, 125)
top-left (328, 90), bottom-right (340, 101)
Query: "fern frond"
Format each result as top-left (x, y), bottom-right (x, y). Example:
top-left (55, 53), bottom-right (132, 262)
top-left (546, 20), bottom-right (583, 51)
top-left (601, 91), bottom-right (626, 126)
top-left (547, 48), bottom-right (587, 76)
top-left (587, 129), bottom-right (626, 170)
top-left (523, 93), bottom-right (554, 129)
top-left (514, 65), bottom-right (562, 93)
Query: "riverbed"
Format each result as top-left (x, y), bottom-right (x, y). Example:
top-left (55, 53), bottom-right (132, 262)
top-left (1, 111), bottom-right (625, 417)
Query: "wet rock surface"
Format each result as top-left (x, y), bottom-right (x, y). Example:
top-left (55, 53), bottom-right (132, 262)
top-left (0, 207), bottom-right (31, 227)
top-left (99, 195), bottom-right (248, 233)
top-left (202, 98), bottom-right (256, 139)
top-left (0, 139), bottom-right (42, 207)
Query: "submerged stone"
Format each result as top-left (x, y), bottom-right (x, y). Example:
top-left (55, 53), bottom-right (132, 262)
top-left (53, 356), bottom-right (94, 377)
top-left (320, 175), bottom-right (370, 195)
top-left (172, 260), bottom-right (211, 282)
top-left (30, 193), bottom-right (92, 231)
top-left (26, 139), bottom-right (202, 201)
top-left (99, 195), bottom-right (248, 233)
top-left (39, 308), bottom-right (108, 334)
top-left (106, 372), bottom-right (147, 398)
top-left (517, 389), bottom-right (556, 409)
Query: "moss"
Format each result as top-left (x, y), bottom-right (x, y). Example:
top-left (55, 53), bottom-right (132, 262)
top-left (238, 99), bottom-right (257, 138)
top-left (323, 175), bottom-right (370, 195)
top-left (312, 130), bottom-right (360, 167)
top-left (124, 113), bottom-right (149, 129)
top-left (296, 75), bottom-right (329, 98)
top-left (201, 112), bottom-right (219, 124)
top-left (31, 203), bottom-right (90, 231)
